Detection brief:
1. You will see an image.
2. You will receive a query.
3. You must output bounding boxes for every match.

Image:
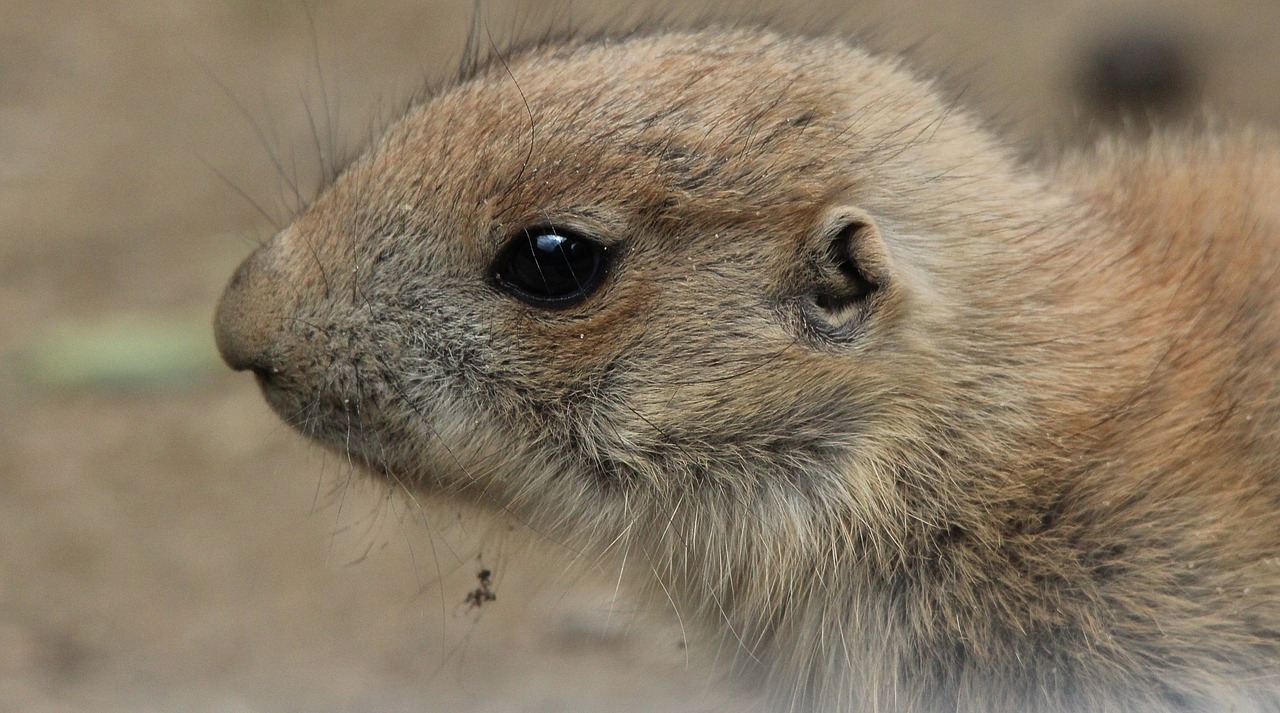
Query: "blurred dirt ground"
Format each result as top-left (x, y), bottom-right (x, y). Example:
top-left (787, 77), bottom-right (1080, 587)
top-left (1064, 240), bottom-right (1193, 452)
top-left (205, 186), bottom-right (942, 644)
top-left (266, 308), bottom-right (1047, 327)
top-left (1, 1), bottom-right (1277, 712)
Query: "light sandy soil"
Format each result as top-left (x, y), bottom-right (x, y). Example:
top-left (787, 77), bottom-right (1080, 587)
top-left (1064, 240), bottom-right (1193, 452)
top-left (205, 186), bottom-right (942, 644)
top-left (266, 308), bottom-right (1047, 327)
top-left (2, 2), bottom-right (1277, 712)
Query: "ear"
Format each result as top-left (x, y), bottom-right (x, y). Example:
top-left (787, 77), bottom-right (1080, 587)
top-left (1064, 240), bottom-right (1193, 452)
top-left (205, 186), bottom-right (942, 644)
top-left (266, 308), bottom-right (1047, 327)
top-left (806, 207), bottom-right (892, 334)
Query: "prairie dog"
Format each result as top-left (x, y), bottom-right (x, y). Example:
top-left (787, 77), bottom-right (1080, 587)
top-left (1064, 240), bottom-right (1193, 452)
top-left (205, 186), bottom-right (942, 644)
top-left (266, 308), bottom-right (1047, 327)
top-left (213, 28), bottom-right (1280, 712)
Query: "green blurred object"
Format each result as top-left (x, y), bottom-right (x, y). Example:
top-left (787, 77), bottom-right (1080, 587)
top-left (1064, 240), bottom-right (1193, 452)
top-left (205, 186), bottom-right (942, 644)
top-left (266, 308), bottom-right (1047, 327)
top-left (13, 316), bottom-right (223, 391)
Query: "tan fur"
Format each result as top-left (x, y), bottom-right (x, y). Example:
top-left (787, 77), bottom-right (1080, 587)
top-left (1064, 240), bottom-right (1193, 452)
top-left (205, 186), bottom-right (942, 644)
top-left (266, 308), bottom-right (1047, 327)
top-left (214, 28), bottom-right (1280, 712)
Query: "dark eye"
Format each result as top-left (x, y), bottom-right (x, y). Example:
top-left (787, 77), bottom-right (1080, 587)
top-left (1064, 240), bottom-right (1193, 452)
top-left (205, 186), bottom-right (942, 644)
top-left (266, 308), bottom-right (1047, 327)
top-left (493, 227), bottom-right (610, 308)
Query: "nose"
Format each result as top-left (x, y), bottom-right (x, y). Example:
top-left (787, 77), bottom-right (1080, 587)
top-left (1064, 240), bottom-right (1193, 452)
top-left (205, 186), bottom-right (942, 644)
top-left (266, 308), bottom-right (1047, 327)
top-left (214, 243), bottom-right (287, 375)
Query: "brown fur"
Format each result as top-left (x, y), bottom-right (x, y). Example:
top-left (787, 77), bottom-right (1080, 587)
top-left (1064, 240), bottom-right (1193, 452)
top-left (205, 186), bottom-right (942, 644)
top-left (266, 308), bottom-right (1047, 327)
top-left (214, 28), bottom-right (1280, 712)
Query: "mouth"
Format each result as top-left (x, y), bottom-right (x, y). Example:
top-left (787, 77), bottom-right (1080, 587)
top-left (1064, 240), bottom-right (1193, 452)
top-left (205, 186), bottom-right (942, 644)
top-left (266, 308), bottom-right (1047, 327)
top-left (255, 374), bottom-right (372, 448)
top-left (243, 356), bottom-right (512, 502)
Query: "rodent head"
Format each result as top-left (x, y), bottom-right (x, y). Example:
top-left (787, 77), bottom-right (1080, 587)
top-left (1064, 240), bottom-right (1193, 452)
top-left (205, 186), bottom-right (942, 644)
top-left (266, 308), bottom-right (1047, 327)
top-left (215, 28), bottom-right (1048, 599)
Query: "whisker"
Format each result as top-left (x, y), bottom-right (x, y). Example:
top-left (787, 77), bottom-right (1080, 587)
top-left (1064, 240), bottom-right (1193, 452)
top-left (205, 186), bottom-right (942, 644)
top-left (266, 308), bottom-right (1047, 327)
top-left (195, 60), bottom-right (306, 215)
top-left (198, 156), bottom-right (280, 237)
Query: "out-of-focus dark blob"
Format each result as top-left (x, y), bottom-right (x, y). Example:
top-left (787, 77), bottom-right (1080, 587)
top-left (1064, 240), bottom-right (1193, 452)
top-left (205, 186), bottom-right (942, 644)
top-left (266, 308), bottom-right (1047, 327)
top-left (1078, 24), bottom-right (1198, 127)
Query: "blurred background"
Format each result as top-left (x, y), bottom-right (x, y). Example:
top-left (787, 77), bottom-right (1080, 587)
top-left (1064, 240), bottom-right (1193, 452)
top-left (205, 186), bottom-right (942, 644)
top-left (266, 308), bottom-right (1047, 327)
top-left (2, 1), bottom-right (1277, 711)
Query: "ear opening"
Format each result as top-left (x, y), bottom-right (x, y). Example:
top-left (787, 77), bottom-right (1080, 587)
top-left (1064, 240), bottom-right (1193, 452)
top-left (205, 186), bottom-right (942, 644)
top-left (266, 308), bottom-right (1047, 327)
top-left (809, 208), bottom-right (891, 323)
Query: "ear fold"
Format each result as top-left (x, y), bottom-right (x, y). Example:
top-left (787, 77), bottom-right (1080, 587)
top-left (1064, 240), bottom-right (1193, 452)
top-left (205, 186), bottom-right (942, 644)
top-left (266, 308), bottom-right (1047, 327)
top-left (807, 207), bottom-right (893, 333)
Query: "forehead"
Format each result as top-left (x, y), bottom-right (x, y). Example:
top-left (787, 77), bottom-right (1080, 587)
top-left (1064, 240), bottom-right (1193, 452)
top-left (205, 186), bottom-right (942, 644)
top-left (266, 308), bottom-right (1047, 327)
top-left (336, 32), bottom-right (857, 238)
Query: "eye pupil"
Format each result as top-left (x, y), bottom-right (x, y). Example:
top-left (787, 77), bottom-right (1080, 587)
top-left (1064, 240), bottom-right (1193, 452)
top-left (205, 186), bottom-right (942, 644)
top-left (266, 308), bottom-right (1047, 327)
top-left (494, 227), bottom-right (608, 308)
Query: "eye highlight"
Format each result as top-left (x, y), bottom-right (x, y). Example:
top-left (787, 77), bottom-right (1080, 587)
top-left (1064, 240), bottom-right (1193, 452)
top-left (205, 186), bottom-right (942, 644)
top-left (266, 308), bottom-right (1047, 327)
top-left (492, 226), bottom-right (610, 308)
